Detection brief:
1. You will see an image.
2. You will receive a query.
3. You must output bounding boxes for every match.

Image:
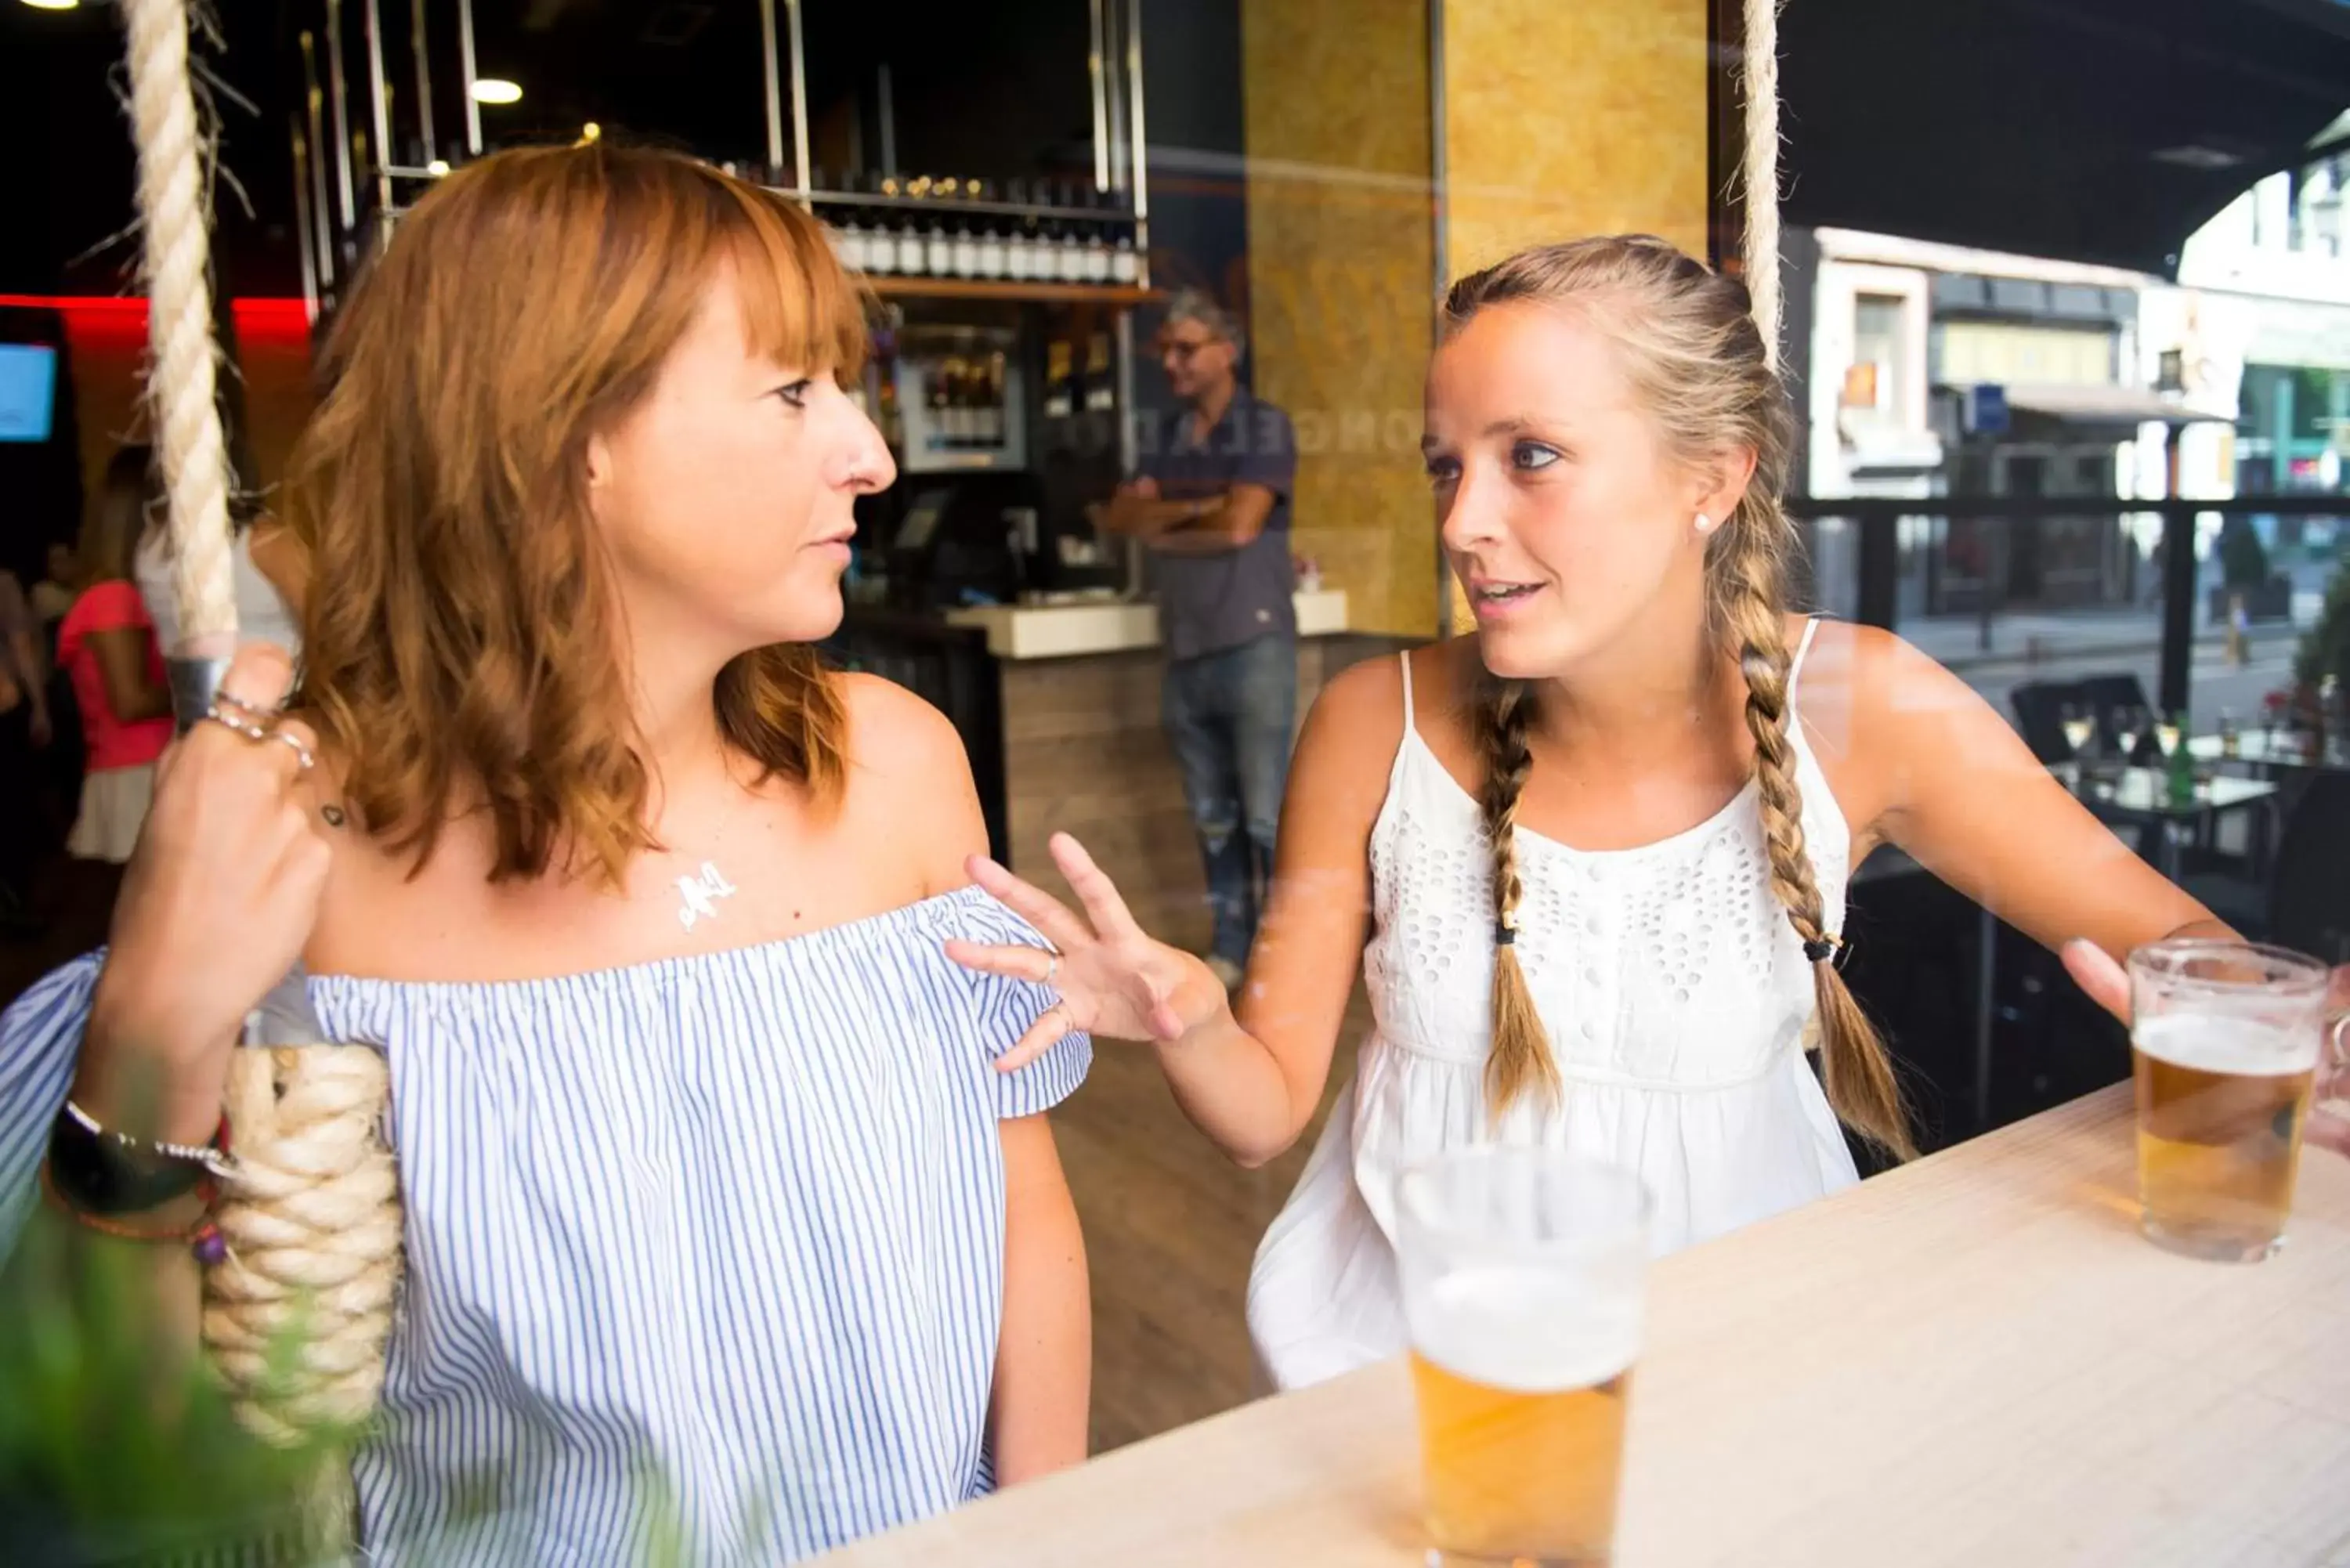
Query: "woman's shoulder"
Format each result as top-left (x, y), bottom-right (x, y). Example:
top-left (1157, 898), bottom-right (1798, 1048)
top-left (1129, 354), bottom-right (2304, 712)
top-left (832, 670), bottom-right (988, 888)
top-left (1307, 638), bottom-right (1459, 741)
top-left (836, 670), bottom-right (969, 782)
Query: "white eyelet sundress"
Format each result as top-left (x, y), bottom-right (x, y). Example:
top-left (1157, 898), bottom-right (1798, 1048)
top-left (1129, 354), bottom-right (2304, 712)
top-left (1247, 620), bottom-right (1860, 1389)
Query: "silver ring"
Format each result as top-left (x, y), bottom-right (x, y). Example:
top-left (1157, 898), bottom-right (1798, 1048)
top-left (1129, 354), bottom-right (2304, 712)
top-left (202, 704), bottom-right (273, 744)
top-left (204, 703), bottom-right (314, 771)
top-left (1043, 953), bottom-right (1060, 988)
top-left (270, 727), bottom-right (316, 772)
top-left (213, 690), bottom-right (285, 724)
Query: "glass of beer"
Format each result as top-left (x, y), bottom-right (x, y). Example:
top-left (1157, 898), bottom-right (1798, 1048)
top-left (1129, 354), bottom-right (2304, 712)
top-left (1395, 1148), bottom-right (1649, 1567)
top-left (2128, 939), bottom-right (2331, 1263)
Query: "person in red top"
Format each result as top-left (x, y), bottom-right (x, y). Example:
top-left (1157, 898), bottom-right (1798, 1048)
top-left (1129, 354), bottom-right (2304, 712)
top-left (55, 446), bottom-right (173, 865)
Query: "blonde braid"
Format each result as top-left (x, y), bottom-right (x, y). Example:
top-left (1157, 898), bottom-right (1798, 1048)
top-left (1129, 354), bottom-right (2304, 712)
top-left (1720, 526), bottom-right (1915, 1160)
top-left (1472, 671), bottom-right (1561, 1118)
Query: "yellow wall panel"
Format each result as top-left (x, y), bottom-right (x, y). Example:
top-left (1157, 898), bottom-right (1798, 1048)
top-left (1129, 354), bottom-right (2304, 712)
top-left (1242, 0), bottom-right (1440, 638)
top-left (1442, 0), bottom-right (1710, 277)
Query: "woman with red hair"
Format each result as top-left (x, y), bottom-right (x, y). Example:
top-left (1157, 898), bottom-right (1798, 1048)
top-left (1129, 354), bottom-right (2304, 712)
top-left (3, 145), bottom-right (1090, 1560)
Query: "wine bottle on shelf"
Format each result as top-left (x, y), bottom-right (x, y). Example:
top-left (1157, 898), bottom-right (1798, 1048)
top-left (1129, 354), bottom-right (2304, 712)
top-left (978, 352), bottom-right (1007, 446)
top-left (851, 175), bottom-right (885, 275)
top-left (926, 361), bottom-right (953, 451)
top-left (978, 216), bottom-right (1007, 280)
top-left (1112, 234), bottom-right (1139, 284)
top-left (955, 359), bottom-right (978, 447)
top-left (1043, 338), bottom-right (1076, 419)
top-left (1000, 180), bottom-right (1028, 281)
top-left (951, 215), bottom-right (981, 280)
top-left (1084, 222), bottom-right (1112, 284)
top-left (1084, 331), bottom-right (1115, 413)
top-left (876, 358), bottom-right (903, 450)
top-left (924, 216), bottom-right (953, 278)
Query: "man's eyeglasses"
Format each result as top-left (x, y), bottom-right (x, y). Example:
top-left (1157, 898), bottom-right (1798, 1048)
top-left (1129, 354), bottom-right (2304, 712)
top-left (1159, 337), bottom-right (1220, 363)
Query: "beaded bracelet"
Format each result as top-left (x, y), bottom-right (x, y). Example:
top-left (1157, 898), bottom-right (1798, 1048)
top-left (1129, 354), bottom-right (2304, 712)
top-left (63, 1097), bottom-right (233, 1176)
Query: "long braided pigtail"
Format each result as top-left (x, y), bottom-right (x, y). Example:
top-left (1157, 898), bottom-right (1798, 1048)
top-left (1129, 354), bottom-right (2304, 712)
top-left (1719, 521), bottom-right (1916, 1160)
top-left (1472, 672), bottom-right (1562, 1119)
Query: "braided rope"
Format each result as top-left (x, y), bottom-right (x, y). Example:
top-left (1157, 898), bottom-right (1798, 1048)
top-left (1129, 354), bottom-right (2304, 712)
top-left (204, 1049), bottom-right (403, 1445)
top-left (1741, 0), bottom-right (1784, 371)
top-left (119, 0), bottom-right (403, 1481)
top-left (122, 0), bottom-right (237, 644)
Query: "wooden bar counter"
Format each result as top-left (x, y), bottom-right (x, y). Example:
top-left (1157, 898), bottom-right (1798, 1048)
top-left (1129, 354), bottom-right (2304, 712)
top-left (824, 1086), bottom-right (2350, 1566)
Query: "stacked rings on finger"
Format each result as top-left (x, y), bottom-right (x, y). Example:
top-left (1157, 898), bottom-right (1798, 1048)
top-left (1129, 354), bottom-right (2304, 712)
top-left (270, 728), bottom-right (317, 772)
top-left (203, 701), bottom-right (316, 773)
top-left (203, 703), bottom-right (273, 745)
top-left (212, 690), bottom-right (284, 724)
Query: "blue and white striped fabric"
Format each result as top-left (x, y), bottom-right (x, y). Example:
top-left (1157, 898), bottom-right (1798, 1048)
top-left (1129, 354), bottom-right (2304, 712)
top-left (0, 886), bottom-right (1089, 1564)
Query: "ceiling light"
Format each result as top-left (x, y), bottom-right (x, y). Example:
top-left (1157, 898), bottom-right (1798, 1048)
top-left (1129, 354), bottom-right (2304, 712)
top-left (470, 78), bottom-right (522, 106)
top-left (2151, 145), bottom-right (2245, 172)
top-left (425, 160), bottom-right (450, 176)
top-left (20, 0), bottom-right (81, 12)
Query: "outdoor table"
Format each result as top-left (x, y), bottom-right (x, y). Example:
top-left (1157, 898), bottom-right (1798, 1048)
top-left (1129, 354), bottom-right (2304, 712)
top-left (2051, 763), bottom-right (2280, 878)
top-left (2189, 730), bottom-right (2350, 776)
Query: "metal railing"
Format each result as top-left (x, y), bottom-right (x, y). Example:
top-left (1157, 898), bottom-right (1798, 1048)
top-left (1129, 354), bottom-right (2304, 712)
top-left (1786, 493), bottom-right (2347, 713)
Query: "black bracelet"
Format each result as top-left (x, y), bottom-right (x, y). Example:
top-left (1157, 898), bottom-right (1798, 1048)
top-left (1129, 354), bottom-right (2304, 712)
top-left (45, 1099), bottom-right (230, 1216)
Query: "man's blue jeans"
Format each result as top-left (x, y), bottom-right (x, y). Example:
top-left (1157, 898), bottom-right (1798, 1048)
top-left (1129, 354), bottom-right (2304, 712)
top-left (1161, 634), bottom-right (1297, 966)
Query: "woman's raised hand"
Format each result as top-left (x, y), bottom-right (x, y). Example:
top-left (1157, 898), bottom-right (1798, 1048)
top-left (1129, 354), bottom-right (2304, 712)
top-left (948, 832), bottom-right (1231, 1073)
top-left (81, 644), bottom-right (334, 1142)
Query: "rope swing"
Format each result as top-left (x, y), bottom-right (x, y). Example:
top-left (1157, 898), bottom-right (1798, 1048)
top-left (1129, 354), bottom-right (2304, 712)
top-left (117, 0), bottom-right (403, 1512)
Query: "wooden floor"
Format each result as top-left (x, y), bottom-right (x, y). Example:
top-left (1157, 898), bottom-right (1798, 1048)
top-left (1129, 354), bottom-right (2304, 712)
top-left (1052, 991), bottom-right (1365, 1454)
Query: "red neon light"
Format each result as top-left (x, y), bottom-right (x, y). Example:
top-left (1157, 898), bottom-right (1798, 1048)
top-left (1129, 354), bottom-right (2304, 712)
top-left (0, 296), bottom-right (313, 350)
top-left (0, 294), bottom-right (309, 314)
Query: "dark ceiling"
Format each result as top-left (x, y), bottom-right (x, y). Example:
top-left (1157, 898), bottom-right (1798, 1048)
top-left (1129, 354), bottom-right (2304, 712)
top-left (1777, 0), bottom-right (2350, 273)
top-left (7, 0), bottom-right (2350, 299)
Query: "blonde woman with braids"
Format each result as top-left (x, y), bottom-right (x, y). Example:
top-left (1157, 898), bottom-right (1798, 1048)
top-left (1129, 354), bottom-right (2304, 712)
top-left (952, 234), bottom-right (2275, 1389)
top-left (2, 145), bottom-right (1090, 1559)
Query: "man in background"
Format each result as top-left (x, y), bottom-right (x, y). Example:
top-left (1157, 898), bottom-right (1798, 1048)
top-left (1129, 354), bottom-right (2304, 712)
top-left (1091, 291), bottom-right (1299, 990)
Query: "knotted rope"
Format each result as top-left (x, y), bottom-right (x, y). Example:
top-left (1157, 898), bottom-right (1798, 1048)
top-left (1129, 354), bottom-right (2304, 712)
top-left (121, 0), bottom-right (236, 641)
top-left (204, 1049), bottom-right (403, 1443)
top-left (1741, 0), bottom-right (1784, 371)
top-left (118, 0), bottom-right (403, 1485)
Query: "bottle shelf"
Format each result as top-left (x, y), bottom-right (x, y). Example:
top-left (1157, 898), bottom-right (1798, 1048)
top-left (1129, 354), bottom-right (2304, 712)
top-left (863, 278), bottom-right (1159, 306)
top-left (794, 188), bottom-right (1141, 224)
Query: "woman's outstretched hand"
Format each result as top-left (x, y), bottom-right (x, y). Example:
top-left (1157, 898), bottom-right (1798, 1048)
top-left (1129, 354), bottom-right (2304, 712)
top-left (2063, 938), bottom-right (2350, 1158)
top-left (948, 832), bottom-right (1231, 1073)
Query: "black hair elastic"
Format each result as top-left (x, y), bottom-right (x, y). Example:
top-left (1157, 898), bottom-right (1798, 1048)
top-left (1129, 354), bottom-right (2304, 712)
top-left (1803, 934), bottom-right (1849, 966)
top-left (1495, 923), bottom-right (1518, 948)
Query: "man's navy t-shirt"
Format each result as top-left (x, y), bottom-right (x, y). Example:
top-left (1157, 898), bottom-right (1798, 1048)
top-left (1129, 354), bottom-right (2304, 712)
top-left (1136, 387), bottom-right (1299, 663)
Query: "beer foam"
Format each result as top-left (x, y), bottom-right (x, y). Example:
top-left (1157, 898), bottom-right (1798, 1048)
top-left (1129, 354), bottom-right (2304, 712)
top-left (2135, 1014), bottom-right (2318, 1077)
top-left (1408, 1266), bottom-right (1640, 1393)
